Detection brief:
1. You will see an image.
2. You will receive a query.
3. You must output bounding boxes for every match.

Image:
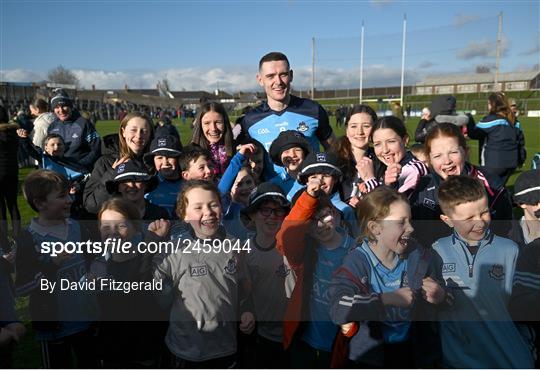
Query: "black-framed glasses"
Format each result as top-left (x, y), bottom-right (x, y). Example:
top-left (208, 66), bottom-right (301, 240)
top-left (259, 207), bottom-right (287, 217)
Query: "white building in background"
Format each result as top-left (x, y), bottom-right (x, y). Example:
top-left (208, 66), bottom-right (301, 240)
top-left (414, 70), bottom-right (540, 95)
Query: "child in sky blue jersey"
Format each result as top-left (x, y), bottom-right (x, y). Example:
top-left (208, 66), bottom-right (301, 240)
top-left (434, 175), bottom-right (534, 368)
top-left (17, 131), bottom-right (90, 218)
top-left (218, 143), bottom-right (260, 240)
top-left (276, 178), bottom-right (356, 368)
top-left (329, 186), bottom-right (446, 368)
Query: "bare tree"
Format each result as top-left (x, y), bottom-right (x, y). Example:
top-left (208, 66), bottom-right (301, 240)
top-left (47, 65), bottom-right (79, 86)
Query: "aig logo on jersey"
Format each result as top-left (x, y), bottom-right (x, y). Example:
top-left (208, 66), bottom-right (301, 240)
top-left (442, 263), bottom-right (456, 273)
top-left (257, 128), bottom-right (271, 135)
top-left (190, 264), bottom-right (208, 277)
top-left (224, 257), bottom-right (237, 275)
top-left (489, 264), bottom-right (505, 280)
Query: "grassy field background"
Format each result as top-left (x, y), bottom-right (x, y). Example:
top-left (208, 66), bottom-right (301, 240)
top-left (10, 113), bottom-right (540, 367)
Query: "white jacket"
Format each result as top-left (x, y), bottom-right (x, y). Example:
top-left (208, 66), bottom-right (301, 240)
top-left (31, 112), bottom-right (56, 148)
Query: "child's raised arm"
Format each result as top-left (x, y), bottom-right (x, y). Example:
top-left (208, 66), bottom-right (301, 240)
top-left (17, 129), bottom-right (42, 162)
top-left (218, 145), bottom-right (255, 194)
top-left (275, 189), bottom-right (318, 269)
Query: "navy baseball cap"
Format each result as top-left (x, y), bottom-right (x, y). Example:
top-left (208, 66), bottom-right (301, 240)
top-left (143, 135), bottom-right (182, 167)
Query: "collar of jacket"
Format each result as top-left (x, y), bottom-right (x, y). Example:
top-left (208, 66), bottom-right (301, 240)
top-left (451, 229), bottom-right (494, 250)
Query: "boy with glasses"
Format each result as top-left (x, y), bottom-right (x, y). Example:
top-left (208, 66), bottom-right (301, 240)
top-left (241, 182), bottom-right (291, 368)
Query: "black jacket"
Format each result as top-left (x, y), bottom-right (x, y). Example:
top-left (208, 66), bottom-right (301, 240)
top-left (0, 122), bottom-right (19, 178)
top-left (467, 113), bottom-right (520, 169)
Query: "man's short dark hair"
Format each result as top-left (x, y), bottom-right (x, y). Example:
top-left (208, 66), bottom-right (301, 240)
top-left (259, 52), bottom-right (290, 70)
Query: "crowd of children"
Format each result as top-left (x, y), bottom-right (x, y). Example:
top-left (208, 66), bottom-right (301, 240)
top-left (1, 68), bottom-right (539, 369)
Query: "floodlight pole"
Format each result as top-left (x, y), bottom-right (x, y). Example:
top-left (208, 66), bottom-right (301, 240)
top-left (359, 21), bottom-right (365, 104)
top-left (311, 37), bottom-right (315, 99)
top-left (400, 14), bottom-right (407, 108)
top-left (495, 12), bottom-right (503, 91)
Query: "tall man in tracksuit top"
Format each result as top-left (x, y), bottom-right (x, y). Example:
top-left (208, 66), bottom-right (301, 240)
top-left (240, 52), bottom-right (335, 172)
top-left (47, 89), bottom-right (101, 171)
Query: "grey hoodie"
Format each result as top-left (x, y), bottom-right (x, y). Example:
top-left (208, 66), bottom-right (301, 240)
top-left (153, 224), bottom-right (247, 362)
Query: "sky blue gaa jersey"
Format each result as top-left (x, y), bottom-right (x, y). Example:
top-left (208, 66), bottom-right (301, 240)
top-left (432, 231), bottom-right (534, 369)
top-left (357, 241), bottom-right (411, 344)
top-left (241, 95), bottom-right (333, 155)
top-left (302, 229), bottom-right (356, 352)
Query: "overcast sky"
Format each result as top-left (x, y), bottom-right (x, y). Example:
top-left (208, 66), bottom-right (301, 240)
top-left (1, 0), bottom-right (538, 92)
